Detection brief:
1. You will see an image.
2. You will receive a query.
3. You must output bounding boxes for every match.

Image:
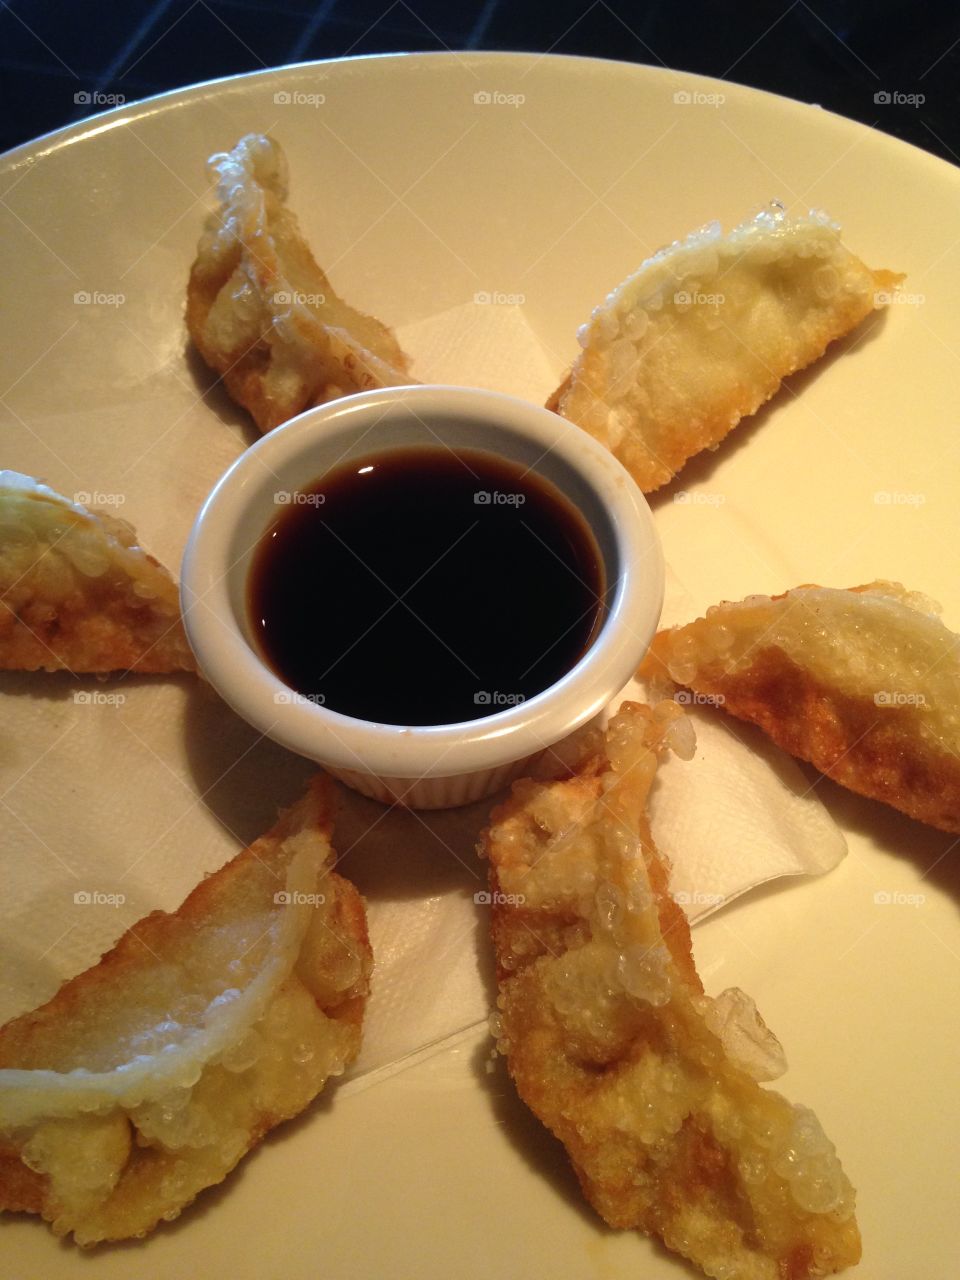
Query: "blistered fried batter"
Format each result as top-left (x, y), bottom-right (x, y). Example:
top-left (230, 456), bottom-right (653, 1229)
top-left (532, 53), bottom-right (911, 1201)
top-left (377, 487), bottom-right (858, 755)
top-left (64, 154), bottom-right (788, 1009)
top-left (0, 471), bottom-right (193, 673)
top-left (547, 204), bottom-right (902, 491)
top-left (641, 581), bottom-right (960, 834)
top-left (186, 133), bottom-right (413, 433)
top-left (483, 702), bottom-right (860, 1279)
top-left (0, 776), bottom-right (372, 1245)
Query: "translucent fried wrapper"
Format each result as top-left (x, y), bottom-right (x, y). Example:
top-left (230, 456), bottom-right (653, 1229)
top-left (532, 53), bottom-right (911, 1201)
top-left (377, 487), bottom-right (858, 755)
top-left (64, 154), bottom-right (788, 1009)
top-left (483, 701), bottom-right (861, 1279)
top-left (0, 776), bottom-right (372, 1245)
top-left (547, 203), bottom-right (902, 492)
top-left (186, 133), bottom-right (414, 433)
top-left (0, 470), bottom-right (193, 674)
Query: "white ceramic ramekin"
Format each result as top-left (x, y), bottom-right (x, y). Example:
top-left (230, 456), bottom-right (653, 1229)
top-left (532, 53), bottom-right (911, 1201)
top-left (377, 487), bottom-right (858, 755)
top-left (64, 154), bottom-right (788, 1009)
top-left (181, 385), bottom-right (663, 808)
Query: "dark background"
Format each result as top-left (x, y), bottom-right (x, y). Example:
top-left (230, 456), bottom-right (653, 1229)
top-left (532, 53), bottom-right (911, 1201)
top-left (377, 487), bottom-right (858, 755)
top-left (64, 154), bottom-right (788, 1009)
top-left (1, 1), bottom-right (958, 164)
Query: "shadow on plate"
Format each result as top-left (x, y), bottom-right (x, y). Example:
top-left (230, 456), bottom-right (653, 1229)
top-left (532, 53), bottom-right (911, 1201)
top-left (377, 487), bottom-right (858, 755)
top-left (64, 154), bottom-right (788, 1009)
top-left (184, 340), bottom-right (261, 449)
top-left (691, 753), bottom-right (960, 926)
top-left (0, 668), bottom-right (196, 704)
top-left (180, 676), bottom-right (503, 902)
top-left (330, 784), bottom-right (500, 904)
top-left (181, 678), bottom-right (315, 849)
top-left (0, 661), bottom-right (506, 905)
top-left (467, 1040), bottom-right (706, 1275)
top-left (791, 762), bottom-right (960, 909)
top-left (468, 1036), bottom-right (606, 1230)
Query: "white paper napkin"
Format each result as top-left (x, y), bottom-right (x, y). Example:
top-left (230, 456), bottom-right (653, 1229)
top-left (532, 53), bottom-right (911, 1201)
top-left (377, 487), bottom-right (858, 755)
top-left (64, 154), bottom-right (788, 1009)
top-left (0, 300), bottom-right (846, 1086)
top-left (398, 302), bottom-right (558, 403)
top-left (623, 566), bottom-right (846, 926)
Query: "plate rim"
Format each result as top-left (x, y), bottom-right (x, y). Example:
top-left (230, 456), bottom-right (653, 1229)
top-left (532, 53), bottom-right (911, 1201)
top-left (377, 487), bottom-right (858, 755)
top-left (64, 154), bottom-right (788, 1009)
top-left (2, 49), bottom-right (957, 190)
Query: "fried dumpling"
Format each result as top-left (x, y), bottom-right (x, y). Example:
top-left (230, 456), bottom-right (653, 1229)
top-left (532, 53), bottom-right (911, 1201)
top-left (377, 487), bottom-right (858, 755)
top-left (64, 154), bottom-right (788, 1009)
top-left (187, 133), bottom-right (413, 433)
top-left (483, 701), bottom-right (860, 1279)
top-left (0, 775), bottom-right (372, 1245)
top-left (547, 204), bottom-right (902, 491)
top-left (0, 471), bottom-right (193, 673)
top-left (640, 581), bottom-right (960, 834)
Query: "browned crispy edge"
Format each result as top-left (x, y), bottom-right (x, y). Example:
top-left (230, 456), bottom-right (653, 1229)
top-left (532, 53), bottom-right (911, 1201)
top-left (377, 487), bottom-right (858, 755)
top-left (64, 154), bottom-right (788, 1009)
top-left (320, 870), bottom-right (373, 1031)
top-left (644, 638), bottom-right (960, 834)
top-left (0, 542), bottom-right (195, 675)
top-left (543, 372), bottom-right (569, 416)
top-left (0, 599), bottom-right (194, 675)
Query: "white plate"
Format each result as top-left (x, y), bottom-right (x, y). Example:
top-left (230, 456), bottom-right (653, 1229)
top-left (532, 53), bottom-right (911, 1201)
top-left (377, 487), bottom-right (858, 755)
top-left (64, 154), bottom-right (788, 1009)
top-left (1, 53), bottom-right (958, 1280)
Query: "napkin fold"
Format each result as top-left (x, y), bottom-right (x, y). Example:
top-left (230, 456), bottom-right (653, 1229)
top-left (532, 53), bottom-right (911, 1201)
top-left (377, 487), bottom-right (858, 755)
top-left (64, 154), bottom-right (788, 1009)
top-left (624, 565), bottom-right (846, 926)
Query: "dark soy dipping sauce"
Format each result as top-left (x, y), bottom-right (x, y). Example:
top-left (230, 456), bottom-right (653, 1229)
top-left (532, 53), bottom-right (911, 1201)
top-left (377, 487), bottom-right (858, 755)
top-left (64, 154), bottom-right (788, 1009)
top-left (248, 447), bottom-right (606, 726)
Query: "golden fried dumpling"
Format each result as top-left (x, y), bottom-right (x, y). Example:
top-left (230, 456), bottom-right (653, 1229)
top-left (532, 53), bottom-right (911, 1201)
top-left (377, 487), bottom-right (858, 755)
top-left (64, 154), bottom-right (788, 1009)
top-left (547, 204), bottom-right (902, 491)
top-left (0, 776), bottom-right (372, 1245)
top-left (187, 133), bottom-right (413, 433)
top-left (0, 471), bottom-right (193, 673)
top-left (641, 581), bottom-right (960, 833)
top-left (484, 701), bottom-right (860, 1279)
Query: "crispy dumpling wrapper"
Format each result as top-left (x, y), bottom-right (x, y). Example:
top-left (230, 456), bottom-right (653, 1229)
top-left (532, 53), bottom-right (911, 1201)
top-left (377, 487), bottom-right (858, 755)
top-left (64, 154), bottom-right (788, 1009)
top-left (547, 204), bottom-right (902, 491)
top-left (187, 133), bottom-right (413, 433)
top-left (0, 776), bottom-right (372, 1244)
top-left (483, 701), bottom-right (860, 1279)
top-left (0, 471), bottom-right (193, 673)
top-left (640, 581), bottom-right (960, 833)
